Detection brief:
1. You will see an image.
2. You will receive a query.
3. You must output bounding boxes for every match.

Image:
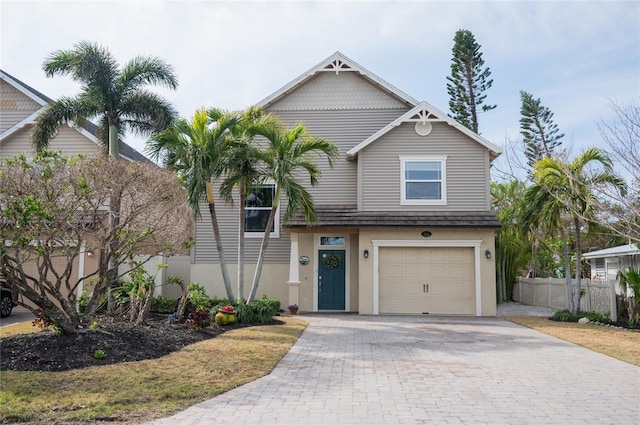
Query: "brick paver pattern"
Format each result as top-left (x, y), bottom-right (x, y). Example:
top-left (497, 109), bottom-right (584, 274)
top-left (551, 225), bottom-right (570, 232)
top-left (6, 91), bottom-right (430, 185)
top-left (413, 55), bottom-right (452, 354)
top-left (147, 314), bottom-right (639, 425)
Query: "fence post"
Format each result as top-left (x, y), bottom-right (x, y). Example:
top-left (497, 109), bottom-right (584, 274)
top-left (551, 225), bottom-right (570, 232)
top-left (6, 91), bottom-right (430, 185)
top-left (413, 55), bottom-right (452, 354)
top-left (609, 278), bottom-right (617, 322)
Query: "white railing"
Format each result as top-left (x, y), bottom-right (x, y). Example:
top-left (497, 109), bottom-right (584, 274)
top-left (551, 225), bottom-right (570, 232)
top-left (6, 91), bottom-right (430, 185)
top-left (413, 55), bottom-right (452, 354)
top-left (513, 277), bottom-right (617, 321)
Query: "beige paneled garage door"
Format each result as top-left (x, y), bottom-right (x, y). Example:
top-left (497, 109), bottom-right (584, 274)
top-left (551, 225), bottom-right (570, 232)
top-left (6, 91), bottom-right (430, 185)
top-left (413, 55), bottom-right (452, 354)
top-left (379, 247), bottom-right (475, 314)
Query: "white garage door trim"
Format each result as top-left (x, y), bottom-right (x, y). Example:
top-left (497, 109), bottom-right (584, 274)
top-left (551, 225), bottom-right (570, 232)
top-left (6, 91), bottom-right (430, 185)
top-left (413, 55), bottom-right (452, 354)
top-left (372, 239), bottom-right (483, 316)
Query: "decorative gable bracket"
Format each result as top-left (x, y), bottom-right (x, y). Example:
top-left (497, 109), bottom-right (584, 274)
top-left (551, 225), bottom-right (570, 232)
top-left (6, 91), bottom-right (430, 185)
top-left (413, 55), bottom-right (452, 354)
top-left (406, 105), bottom-right (445, 123)
top-left (319, 58), bottom-right (356, 75)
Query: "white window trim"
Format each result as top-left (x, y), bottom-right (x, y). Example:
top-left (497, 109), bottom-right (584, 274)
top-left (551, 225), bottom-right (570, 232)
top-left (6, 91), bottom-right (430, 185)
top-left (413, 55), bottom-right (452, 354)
top-left (399, 155), bottom-right (447, 206)
top-left (244, 183), bottom-right (280, 239)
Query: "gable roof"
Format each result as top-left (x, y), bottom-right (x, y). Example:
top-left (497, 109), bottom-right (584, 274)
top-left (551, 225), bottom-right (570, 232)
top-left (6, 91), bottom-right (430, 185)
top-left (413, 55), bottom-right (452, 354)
top-left (257, 52), bottom-right (418, 109)
top-left (0, 70), bottom-right (149, 163)
top-left (346, 101), bottom-right (503, 161)
top-left (583, 244), bottom-right (640, 259)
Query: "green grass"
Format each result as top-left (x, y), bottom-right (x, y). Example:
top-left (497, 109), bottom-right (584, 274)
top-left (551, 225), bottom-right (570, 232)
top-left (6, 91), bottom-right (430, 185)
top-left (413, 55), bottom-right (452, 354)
top-left (0, 318), bottom-right (307, 424)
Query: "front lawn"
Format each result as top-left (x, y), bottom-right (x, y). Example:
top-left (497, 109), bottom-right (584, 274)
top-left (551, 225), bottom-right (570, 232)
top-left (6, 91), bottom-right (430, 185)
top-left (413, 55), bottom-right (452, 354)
top-left (0, 317), bottom-right (306, 424)
top-left (505, 315), bottom-right (640, 366)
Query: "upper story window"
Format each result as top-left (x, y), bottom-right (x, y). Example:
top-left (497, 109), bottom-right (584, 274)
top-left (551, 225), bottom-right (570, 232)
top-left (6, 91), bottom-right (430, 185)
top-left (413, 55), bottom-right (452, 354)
top-left (245, 184), bottom-right (279, 238)
top-left (400, 156), bottom-right (447, 205)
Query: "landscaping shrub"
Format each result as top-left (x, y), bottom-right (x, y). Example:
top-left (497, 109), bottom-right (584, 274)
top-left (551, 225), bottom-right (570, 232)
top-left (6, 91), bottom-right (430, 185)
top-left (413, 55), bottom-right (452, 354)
top-left (151, 296), bottom-right (178, 314)
top-left (186, 308), bottom-right (211, 331)
top-left (551, 309), bottom-right (611, 323)
top-left (234, 298), bottom-right (281, 324)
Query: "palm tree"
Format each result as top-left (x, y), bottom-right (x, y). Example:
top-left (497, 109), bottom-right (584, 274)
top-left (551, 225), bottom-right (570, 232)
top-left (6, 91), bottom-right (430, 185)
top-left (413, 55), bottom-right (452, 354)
top-left (528, 148), bottom-right (627, 312)
top-left (146, 108), bottom-right (240, 303)
top-left (523, 180), bottom-right (574, 311)
top-left (491, 181), bottom-right (530, 302)
top-left (32, 41), bottom-right (177, 159)
top-left (217, 106), bottom-right (266, 300)
top-left (245, 118), bottom-right (339, 303)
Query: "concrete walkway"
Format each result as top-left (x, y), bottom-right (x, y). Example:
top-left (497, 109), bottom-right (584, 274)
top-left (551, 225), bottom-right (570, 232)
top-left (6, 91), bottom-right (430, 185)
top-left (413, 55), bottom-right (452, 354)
top-left (146, 313), bottom-right (639, 425)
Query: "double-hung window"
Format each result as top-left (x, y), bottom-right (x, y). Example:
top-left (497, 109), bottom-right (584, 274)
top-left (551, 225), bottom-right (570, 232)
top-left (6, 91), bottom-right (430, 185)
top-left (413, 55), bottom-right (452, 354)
top-left (245, 184), bottom-right (279, 237)
top-left (400, 156), bottom-right (447, 205)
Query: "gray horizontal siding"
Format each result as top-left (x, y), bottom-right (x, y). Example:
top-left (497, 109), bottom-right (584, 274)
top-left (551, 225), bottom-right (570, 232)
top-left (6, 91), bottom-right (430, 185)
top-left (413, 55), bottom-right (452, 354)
top-left (268, 109), bottom-right (408, 205)
top-left (360, 122), bottom-right (489, 211)
top-left (193, 186), bottom-right (290, 264)
top-left (0, 81), bottom-right (41, 132)
top-left (269, 72), bottom-right (409, 111)
top-left (0, 110), bottom-right (34, 133)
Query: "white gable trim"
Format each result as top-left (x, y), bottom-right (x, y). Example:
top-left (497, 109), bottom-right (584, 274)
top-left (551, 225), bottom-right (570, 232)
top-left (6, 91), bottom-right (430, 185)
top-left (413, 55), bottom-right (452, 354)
top-left (257, 52), bottom-right (418, 109)
top-left (346, 102), bottom-right (503, 160)
top-left (0, 109), bottom-right (43, 142)
top-left (0, 71), bottom-right (48, 106)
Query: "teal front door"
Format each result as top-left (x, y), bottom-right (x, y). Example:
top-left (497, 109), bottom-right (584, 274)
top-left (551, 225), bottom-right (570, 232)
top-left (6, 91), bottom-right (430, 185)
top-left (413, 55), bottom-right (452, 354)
top-left (318, 250), bottom-right (346, 310)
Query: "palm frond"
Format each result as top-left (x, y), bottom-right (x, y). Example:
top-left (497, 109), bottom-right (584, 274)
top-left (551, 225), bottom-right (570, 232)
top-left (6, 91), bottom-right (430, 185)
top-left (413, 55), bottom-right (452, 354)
top-left (31, 97), bottom-right (102, 152)
top-left (119, 91), bottom-right (177, 136)
top-left (119, 56), bottom-right (178, 93)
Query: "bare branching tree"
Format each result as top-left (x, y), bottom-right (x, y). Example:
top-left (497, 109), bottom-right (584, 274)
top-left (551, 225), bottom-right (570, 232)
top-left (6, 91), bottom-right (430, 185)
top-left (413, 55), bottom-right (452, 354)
top-left (593, 100), bottom-right (640, 243)
top-left (0, 152), bottom-right (192, 333)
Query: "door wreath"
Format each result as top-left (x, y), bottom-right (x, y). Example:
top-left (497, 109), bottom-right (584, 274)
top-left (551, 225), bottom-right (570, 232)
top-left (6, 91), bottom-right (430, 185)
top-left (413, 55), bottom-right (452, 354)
top-left (323, 254), bottom-right (341, 269)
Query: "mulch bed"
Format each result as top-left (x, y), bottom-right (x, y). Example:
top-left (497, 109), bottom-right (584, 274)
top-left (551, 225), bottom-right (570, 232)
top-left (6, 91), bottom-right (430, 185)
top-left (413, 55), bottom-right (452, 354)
top-left (0, 314), bottom-right (238, 372)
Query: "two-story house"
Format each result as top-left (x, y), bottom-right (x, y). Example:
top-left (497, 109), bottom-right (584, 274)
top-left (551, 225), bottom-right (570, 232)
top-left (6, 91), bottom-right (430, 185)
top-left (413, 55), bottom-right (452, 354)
top-left (192, 52), bottom-right (501, 316)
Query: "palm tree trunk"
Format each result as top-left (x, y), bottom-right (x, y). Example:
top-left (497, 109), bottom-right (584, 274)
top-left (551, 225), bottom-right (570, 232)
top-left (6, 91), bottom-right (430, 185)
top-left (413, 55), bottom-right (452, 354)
top-left (573, 215), bottom-right (583, 313)
top-left (247, 205), bottom-right (277, 303)
top-left (208, 202), bottom-right (235, 304)
top-left (559, 226), bottom-right (574, 313)
top-left (238, 179), bottom-right (245, 301)
top-left (109, 124), bottom-right (119, 160)
top-left (106, 123), bottom-right (119, 310)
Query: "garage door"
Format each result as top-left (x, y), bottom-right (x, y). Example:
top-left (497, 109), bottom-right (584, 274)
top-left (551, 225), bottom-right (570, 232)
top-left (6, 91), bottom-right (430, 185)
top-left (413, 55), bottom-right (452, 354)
top-left (379, 247), bottom-right (475, 315)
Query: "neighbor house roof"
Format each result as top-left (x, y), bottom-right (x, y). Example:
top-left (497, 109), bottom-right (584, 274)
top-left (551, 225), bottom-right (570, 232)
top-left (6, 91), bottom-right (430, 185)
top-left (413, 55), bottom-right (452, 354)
top-left (257, 51), bottom-right (418, 109)
top-left (0, 70), bottom-right (149, 163)
top-left (346, 102), bottom-right (502, 161)
top-left (583, 244), bottom-right (640, 259)
top-left (283, 205), bottom-right (501, 229)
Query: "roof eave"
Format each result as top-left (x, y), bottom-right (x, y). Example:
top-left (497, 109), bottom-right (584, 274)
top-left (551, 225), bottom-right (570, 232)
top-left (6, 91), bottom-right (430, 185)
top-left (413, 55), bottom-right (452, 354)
top-left (257, 52), bottom-right (418, 110)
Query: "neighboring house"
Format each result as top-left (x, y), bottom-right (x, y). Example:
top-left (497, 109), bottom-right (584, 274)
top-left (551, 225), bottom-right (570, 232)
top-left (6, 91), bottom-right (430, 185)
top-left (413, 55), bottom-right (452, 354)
top-left (193, 52), bottom-right (502, 316)
top-left (584, 244), bottom-right (640, 293)
top-left (0, 70), bottom-right (148, 162)
top-left (0, 70), bottom-right (150, 301)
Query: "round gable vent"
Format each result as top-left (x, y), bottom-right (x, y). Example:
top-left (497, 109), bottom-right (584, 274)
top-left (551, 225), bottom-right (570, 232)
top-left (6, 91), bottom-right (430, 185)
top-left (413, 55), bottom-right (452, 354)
top-left (415, 121), bottom-right (432, 136)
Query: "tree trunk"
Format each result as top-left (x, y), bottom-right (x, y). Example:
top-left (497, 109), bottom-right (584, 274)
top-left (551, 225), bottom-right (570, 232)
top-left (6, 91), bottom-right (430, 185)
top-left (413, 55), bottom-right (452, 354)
top-left (559, 226), bottom-right (574, 313)
top-left (247, 205), bottom-right (278, 303)
top-left (135, 289), bottom-right (153, 326)
top-left (106, 191), bottom-right (122, 312)
top-left (208, 202), bottom-right (235, 303)
top-left (237, 179), bottom-right (245, 301)
top-left (573, 215), bottom-right (583, 313)
top-left (109, 124), bottom-right (119, 160)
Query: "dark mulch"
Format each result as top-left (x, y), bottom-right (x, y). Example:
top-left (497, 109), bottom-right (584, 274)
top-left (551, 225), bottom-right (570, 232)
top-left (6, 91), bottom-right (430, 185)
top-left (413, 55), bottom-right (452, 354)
top-left (0, 314), bottom-right (235, 372)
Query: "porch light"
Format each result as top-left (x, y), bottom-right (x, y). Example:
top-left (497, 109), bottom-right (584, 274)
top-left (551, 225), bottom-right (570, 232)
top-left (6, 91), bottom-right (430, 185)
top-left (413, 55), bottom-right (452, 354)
top-left (485, 249), bottom-right (491, 259)
top-left (86, 248), bottom-right (94, 257)
top-left (363, 249), bottom-right (369, 259)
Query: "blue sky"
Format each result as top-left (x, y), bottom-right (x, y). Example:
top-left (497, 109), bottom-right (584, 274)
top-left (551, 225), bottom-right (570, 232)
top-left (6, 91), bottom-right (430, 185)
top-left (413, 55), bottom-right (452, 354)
top-left (2, 1), bottom-right (638, 178)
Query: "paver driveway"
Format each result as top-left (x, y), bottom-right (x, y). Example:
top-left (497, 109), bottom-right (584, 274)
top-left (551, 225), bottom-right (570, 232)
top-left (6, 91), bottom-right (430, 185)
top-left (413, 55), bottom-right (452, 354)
top-left (147, 315), bottom-right (639, 425)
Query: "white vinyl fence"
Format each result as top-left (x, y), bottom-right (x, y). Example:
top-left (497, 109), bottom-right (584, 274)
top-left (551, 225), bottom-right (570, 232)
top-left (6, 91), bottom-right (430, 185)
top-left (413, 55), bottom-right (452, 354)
top-left (118, 255), bottom-right (191, 299)
top-left (513, 277), bottom-right (617, 321)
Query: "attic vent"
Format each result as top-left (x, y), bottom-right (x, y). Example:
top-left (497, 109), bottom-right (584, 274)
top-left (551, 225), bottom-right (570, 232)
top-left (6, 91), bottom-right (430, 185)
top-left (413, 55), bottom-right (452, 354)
top-left (321, 59), bottom-right (355, 75)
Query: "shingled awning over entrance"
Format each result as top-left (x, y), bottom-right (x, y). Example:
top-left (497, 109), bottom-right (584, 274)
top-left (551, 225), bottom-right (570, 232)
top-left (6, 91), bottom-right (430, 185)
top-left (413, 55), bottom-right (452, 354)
top-left (283, 205), bottom-right (501, 228)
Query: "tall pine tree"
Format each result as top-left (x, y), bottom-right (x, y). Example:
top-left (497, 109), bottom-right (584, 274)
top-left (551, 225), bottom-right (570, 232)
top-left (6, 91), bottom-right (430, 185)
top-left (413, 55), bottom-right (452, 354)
top-left (446, 29), bottom-right (496, 134)
top-left (520, 90), bottom-right (564, 170)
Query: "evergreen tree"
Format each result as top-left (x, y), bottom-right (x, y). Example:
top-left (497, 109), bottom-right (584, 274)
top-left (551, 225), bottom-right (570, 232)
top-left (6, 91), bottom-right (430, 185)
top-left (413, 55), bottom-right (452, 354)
top-left (446, 29), bottom-right (496, 133)
top-left (520, 90), bottom-right (564, 169)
